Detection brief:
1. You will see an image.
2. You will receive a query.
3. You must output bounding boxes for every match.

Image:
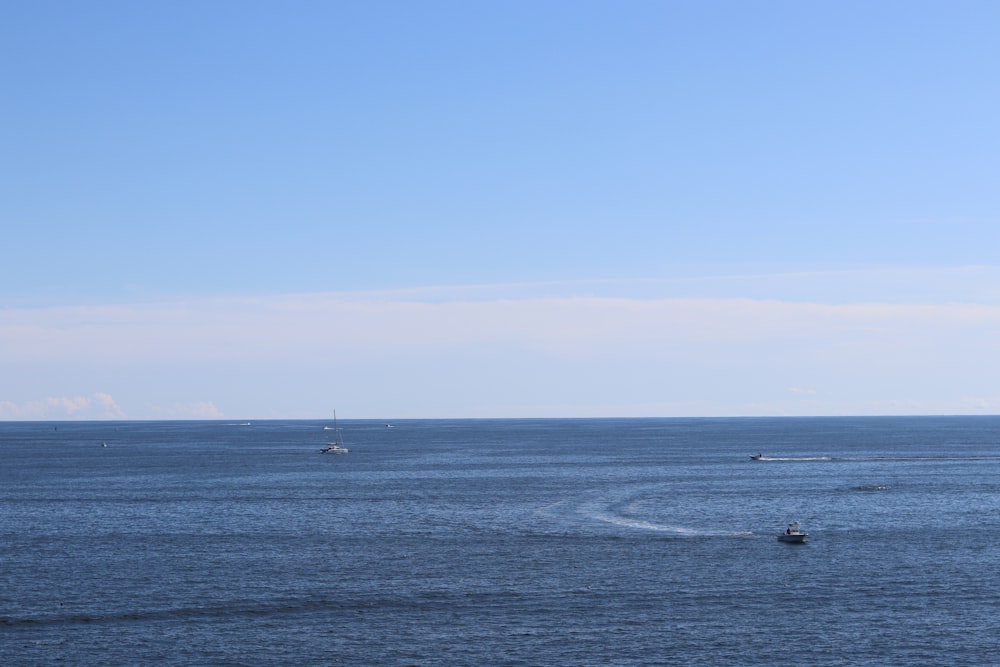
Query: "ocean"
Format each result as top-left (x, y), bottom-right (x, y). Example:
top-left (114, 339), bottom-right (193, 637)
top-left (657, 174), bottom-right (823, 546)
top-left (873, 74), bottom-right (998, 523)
top-left (2, 417), bottom-right (999, 665)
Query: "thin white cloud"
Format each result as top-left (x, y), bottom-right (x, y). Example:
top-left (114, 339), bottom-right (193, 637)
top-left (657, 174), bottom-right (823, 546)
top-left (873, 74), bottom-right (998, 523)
top-left (164, 265), bottom-right (996, 307)
top-left (4, 293), bottom-right (998, 361)
top-left (321, 265), bottom-right (1000, 305)
top-left (4, 267), bottom-right (1000, 418)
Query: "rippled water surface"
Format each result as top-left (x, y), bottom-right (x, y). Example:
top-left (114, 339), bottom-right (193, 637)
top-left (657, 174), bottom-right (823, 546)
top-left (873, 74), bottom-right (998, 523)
top-left (3, 417), bottom-right (1000, 665)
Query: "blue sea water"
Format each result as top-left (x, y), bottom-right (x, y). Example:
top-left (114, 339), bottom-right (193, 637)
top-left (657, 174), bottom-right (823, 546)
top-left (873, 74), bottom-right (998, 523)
top-left (2, 417), bottom-right (1000, 666)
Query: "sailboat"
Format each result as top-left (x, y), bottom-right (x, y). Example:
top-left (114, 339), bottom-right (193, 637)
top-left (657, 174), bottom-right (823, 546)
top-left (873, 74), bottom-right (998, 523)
top-left (320, 411), bottom-right (349, 454)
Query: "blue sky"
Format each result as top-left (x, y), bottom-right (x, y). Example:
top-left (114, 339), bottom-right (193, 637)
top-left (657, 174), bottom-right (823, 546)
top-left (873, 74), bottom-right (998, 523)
top-left (3, 1), bottom-right (1000, 419)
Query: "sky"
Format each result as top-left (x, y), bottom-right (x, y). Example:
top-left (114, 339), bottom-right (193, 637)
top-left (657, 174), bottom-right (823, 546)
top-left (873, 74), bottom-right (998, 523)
top-left (3, 1), bottom-right (1000, 420)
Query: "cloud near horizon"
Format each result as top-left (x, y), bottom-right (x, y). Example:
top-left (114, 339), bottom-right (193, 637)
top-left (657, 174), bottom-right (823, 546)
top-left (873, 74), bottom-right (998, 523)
top-left (0, 394), bottom-right (224, 421)
top-left (0, 392), bottom-right (125, 420)
top-left (3, 281), bottom-right (1000, 418)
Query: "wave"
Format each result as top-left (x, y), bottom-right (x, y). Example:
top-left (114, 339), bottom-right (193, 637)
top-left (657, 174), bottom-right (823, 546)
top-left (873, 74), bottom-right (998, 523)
top-left (1, 593), bottom-right (423, 629)
top-left (851, 484), bottom-right (892, 492)
top-left (752, 455), bottom-right (1000, 463)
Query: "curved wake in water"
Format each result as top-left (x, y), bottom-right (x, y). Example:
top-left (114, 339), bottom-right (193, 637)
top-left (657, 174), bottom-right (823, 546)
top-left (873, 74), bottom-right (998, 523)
top-left (841, 455), bottom-right (1000, 462)
top-left (589, 510), bottom-right (702, 535)
top-left (587, 510), bottom-right (754, 537)
top-left (751, 456), bottom-right (832, 462)
top-left (538, 488), bottom-right (754, 538)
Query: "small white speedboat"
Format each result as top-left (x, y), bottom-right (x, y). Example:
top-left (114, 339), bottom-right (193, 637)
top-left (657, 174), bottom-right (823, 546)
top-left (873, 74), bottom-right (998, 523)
top-left (778, 522), bottom-right (808, 543)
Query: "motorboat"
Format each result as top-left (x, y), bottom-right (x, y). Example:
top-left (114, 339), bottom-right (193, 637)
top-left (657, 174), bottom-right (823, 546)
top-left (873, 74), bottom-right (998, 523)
top-left (778, 522), bottom-right (808, 543)
top-left (750, 453), bottom-right (764, 460)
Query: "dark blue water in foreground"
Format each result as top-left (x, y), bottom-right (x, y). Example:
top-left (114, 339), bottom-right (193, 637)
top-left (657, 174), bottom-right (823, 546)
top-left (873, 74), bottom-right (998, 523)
top-left (3, 417), bottom-right (1000, 665)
